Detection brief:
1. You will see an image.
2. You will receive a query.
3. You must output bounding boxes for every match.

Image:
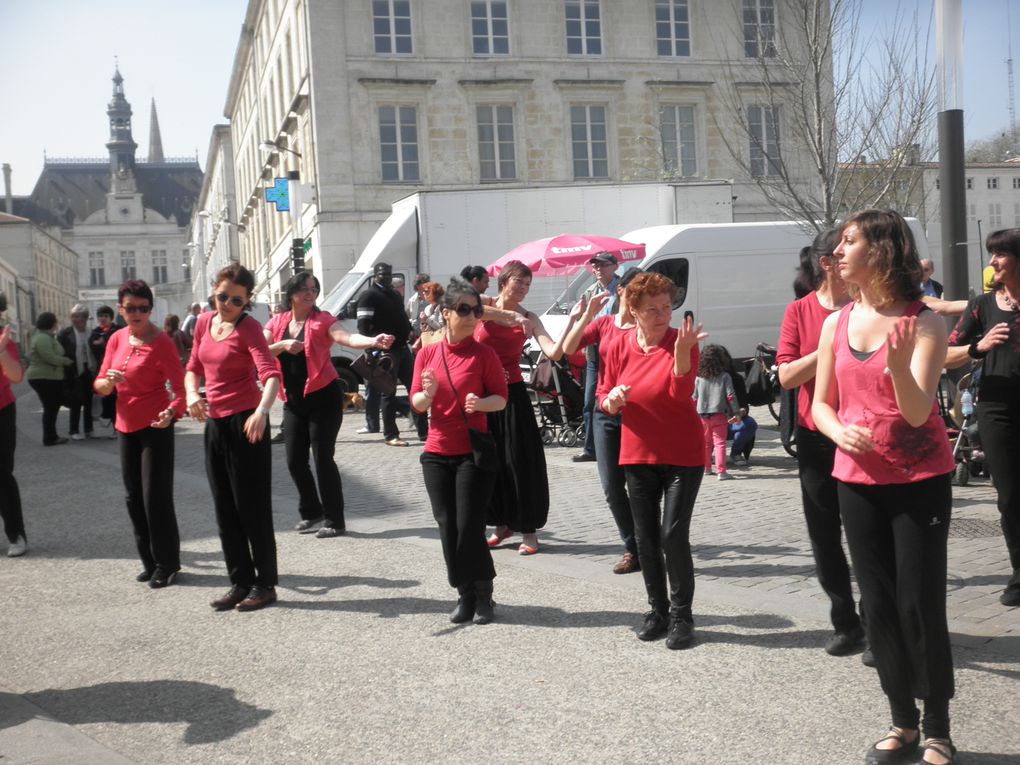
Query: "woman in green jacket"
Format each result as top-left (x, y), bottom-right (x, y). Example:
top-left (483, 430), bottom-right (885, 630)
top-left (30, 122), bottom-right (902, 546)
top-left (26, 312), bottom-right (73, 446)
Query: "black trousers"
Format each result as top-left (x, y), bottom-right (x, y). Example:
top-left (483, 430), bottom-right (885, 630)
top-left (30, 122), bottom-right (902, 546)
top-left (625, 464), bottom-right (703, 621)
top-left (381, 346), bottom-right (427, 440)
top-left (100, 389), bottom-right (116, 422)
top-left (421, 452), bottom-right (497, 588)
top-left (67, 370), bottom-right (95, 434)
top-left (284, 381), bottom-right (345, 528)
top-left (838, 474), bottom-right (954, 738)
top-left (205, 411), bottom-right (277, 588)
top-left (28, 378), bottom-right (64, 444)
top-left (976, 398), bottom-right (1020, 595)
top-left (0, 402), bottom-right (24, 543)
top-left (796, 425), bottom-right (862, 633)
top-left (119, 425), bottom-right (180, 572)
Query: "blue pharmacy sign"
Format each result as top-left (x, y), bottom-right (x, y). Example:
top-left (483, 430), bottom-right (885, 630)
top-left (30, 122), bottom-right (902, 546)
top-left (265, 178), bottom-right (290, 212)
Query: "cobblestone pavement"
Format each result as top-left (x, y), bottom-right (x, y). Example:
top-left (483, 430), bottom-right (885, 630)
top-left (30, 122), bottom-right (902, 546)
top-left (0, 389), bottom-right (1017, 764)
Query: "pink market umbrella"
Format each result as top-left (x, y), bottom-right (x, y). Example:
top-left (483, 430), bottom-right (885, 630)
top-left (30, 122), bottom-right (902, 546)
top-left (486, 234), bottom-right (645, 277)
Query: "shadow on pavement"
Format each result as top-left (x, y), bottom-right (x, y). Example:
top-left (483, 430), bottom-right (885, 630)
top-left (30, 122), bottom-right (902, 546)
top-left (344, 527), bottom-right (438, 541)
top-left (278, 572), bottom-right (420, 595)
top-left (18, 681), bottom-right (272, 744)
top-left (955, 754), bottom-right (1020, 764)
top-left (952, 634), bottom-right (1020, 682)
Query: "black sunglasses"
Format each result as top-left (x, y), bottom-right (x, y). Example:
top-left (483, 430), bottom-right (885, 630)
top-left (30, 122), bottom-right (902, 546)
top-left (452, 302), bottom-right (483, 318)
top-left (215, 293), bottom-right (246, 308)
top-left (121, 304), bottom-right (151, 314)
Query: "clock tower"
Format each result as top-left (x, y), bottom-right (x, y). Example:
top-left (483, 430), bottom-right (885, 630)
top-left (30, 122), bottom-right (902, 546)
top-left (104, 66), bottom-right (143, 222)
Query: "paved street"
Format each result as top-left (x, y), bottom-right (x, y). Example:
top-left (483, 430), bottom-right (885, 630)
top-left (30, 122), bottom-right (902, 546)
top-left (1, 384), bottom-right (1018, 764)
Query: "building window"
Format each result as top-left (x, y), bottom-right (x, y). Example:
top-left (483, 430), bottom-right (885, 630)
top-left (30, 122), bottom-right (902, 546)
top-left (1014, 202), bottom-right (1020, 226)
top-left (120, 251), bottom-right (136, 281)
top-left (966, 177), bottom-right (974, 190)
top-left (968, 204), bottom-right (976, 223)
top-left (471, 1), bottom-right (509, 55)
top-left (152, 250), bottom-right (168, 283)
top-left (743, 0), bottom-right (776, 58)
top-left (565, 1), bottom-right (601, 55)
top-left (990, 203), bottom-right (1003, 227)
top-left (988, 176), bottom-right (1000, 190)
top-left (88, 252), bottom-right (105, 287)
top-left (379, 105), bottom-right (420, 182)
top-left (748, 105), bottom-right (781, 177)
top-left (183, 249), bottom-right (191, 282)
top-left (570, 105), bottom-right (609, 179)
top-left (477, 105), bottom-right (516, 181)
top-left (660, 105), bottom-right (697, 177)
top-left (935, 178), bottom-right (940, 190)
top-left (373, 0), bottom-right (412, 55)
top-left (655, 0), bottom-right (691, 57)
top-left (1013, 177), bottom-right (1020, 189)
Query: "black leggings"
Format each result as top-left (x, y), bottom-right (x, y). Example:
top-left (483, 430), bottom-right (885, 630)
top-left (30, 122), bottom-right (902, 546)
top-left (0, 402), bottom-right (24, 543)
top-left (625, 464), bottom-right (703, 621)
top-left (284, 381), bottom-right (345, 528)
top-left (119, 425), bottom-right (180, 572)
top-left (976, 398), bottom-right (1020, 594)
top-left (838, 474), bottom-right (954, 739)
top-left (28, 378), bottom-right (63, 444)
top-left (420, 452), bottom-right (496, 588)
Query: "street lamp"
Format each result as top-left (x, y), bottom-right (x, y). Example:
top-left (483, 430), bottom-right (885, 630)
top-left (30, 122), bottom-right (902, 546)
top-left (259, 140), bottom-right (302, 158)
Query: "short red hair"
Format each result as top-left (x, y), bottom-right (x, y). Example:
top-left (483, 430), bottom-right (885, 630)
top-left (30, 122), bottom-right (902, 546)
top-left (624, 272), bottom-right (676, 309)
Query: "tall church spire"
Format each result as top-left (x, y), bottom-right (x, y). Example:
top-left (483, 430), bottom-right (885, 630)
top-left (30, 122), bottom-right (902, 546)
top-left (106, 65), bottom-right (137, 191)
top-left (148, 98), bottom-right (165, 163)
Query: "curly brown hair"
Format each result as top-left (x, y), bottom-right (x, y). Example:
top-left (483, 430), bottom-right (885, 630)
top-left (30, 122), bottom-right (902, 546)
top-left (697, 344), bottom-right (728, 378)
top-left (623, 271), bottom-right (677, 310)
top-left (840, 209), bottom-right (922, 307)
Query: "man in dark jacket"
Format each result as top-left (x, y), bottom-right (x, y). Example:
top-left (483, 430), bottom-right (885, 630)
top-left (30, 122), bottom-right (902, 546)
top-left (356, 263), bottom-right (422, 446)
top-left (89, 305), bottom-right (118, 433)
top-left (57, 304), bottom-right (97, 440)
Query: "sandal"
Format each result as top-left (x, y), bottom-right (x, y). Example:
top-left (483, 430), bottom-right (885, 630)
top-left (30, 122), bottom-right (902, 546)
top-left (486, 527), bottom-right (513, 548)
top-left (921, 738), bottom-right (956, 765)
top-left (865, 727), bottom-right (919, 765)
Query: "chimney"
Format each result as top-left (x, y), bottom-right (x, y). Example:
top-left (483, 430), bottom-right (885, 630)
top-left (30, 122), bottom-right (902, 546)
top-left (2, 163), bottom-right (11, 214)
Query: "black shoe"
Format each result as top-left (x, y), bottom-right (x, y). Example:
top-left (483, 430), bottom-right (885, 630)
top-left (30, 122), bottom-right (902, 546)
top-left (450, 585), bottom-right (476, 624)
top-left (665, 618), bottom-right (694, 650)
top-left (571, 453), bottom-right (596, 463)
top-left (210, 585), bottom-right (250, 611)
top-left (294, 516), bottom-right (324, 533)
top-left (270, 431), bottom-right (286, 444)
top-left (236, 585), bottom-right (277, 612)
top-left (637, 611), bottom-right (669, 641)
top-left (315, 525), bottom-right (345, 538)
top-left (135, 569), bottom-right (155, 583)
top-left (473, 580), bottom-right (495, 624)
top-left (149, 568), bottom-right (179, 589)
top-left (825, 625), bottom-right (866, 656)
top-left (44, 437), bottom-right (69, 446)
top-left (861, 645), bottom-right (877, 667)
top-left (1000, 587), bottom-right (1020, 607)
top-left (865, 727), bottom-right (919, 764)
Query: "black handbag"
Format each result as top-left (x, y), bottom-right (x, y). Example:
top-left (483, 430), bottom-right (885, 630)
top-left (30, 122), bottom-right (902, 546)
top-left (439, 344), bottom-right (499, 472)
top-left (352, 350), bottom-right (398, 396)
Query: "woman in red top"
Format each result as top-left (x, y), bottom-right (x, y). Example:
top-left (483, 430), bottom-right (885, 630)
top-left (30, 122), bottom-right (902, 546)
top-left (265, 271), bottom-right (393, 537)
top-left (776, 229), bottom-right (867, 659)
top-left (475, 260), bottom-right (562, 556)
top-left (0, 319), bottom-right (27, 558)
top-left (94, 280), bottom-right (186, 588)
top-left (813, 210), bottom-right (956, 765)
top-left (411, 279), bottom-right (508, 624)
top-left (186, 263), bottom-right (282, 613)
top-left (597, 272), bottom-right (706, 650)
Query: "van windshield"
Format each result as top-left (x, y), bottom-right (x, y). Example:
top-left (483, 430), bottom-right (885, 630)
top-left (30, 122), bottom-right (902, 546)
top-left (545, 263), bottom-right (638, 315)
top-left (319, 271), bottom-right (365, 316)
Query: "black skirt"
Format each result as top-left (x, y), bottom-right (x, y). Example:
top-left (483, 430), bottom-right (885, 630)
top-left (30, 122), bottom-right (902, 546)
top-left (486, 381), bottom-right (550, 532)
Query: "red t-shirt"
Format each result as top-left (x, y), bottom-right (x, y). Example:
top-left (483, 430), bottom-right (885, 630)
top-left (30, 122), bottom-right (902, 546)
top-left (776, 291), bottom-right (840, 431)
top-left (830, 302), bottom-right (955, 485)
top-left (0, 343), bottom-right (21, 411)
top-left (186, 312), bottom-right (280, 419)
top-left (597, 328), bottom-right (704, 466)
top-left (95, 329), bottom-right (186, 433)
top-left (410, 336), bottom-right (508, 456)
top-left (578, 315), bottom-right (631, 390)
top-left (474, 320), bottom-right (525, 384)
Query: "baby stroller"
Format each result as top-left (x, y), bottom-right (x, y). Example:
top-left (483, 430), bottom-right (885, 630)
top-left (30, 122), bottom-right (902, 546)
top-left (526, 352), bottom-right (585, 447)
top-left (948, 367), bottom-right (988, 487)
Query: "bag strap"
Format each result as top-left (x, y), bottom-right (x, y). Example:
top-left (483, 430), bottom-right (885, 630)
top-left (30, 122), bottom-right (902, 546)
top-left (439, 342), bottom-right (471, 429)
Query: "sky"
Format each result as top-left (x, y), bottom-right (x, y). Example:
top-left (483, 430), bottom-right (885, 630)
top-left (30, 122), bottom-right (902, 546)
top-left (0, 0), bottom-right (1015, 196)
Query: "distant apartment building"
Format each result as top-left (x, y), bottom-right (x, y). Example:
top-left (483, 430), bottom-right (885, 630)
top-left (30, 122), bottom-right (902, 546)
top-left (224, 0), bottom-right (824, 302)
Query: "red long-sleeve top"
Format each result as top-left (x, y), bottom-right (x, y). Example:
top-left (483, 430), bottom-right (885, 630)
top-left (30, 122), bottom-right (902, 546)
top-left (0, 343), bottom-right (21, 410)
top-left (186, 312), bottom-right (280, 419)
top-left (474, 320), bottom-right (526, 384)
top-left (95, 329), bottom-right (186, 433)
top-left (265, 309), bottom-right (339, 401)
top-left (776, 291), bottom-right (838, 432)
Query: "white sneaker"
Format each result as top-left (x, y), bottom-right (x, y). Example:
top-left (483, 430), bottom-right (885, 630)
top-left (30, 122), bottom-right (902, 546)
top-left (7, 535), bottom-right (27, 557)
top-left (70, 433), bottom-right (85, 441)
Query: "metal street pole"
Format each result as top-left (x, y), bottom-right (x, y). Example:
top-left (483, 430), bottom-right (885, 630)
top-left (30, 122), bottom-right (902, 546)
top-left (937, 0), bottom-right (968, 300)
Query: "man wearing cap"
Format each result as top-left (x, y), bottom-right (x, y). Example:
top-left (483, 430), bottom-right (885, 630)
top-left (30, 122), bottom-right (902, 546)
top-left (574, 252), bottom-right (620, 463)
top-left (57, 304), bottom-right (98, 440)
top-left (356, 262), bottom-right (420, 446)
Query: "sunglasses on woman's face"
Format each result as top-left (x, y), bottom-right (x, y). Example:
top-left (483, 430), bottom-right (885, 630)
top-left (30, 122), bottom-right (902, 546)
top-left (121, 304), bottom-right (151, 314)
top-left (453, 302), bottom-right (483, 318)
top-left (215, 293), bottom-right (246, 308)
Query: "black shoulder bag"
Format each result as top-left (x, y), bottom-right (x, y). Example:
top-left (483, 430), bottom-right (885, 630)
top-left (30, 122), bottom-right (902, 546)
top-left (352, 349), bottom-right (398, 396)
top-left (439, 343), bottom-right (499, 472)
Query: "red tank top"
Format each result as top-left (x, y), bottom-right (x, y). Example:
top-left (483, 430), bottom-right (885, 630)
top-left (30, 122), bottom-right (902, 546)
top-left (474, 320), bottom-right (525, 384)
top-left (831, 301), bottom-right (954, 485)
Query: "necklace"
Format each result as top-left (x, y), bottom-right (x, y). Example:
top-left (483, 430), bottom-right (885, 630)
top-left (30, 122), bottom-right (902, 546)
top-left (1004, 291), bottom-right (1019, 311)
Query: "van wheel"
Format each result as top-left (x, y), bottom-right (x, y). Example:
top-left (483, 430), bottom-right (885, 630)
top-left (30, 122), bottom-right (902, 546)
top-left (335, 365), bottom-right (359, 395)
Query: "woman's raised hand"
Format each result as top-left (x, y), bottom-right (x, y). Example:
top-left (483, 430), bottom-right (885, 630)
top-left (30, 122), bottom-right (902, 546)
top-left (605, 384), bottom-right (631, 415)
top-left (420, 368), bottom-right (438, 400)
top-left (105, 368), bottom-right (127, 386)
top-left (978, 321), bottom-right (1010, 353)
top-left (675, 315), bottom-right (707, 355)
top-left (282, 339), bottom-right (303, 354)
top-left (884, 316), bottom-right (917, 376)
top-left (374, 333), bottom-right (395, 349)
top-left (836, 423), bottom-right (875, 455)
top-left (464, 392), bottom-right (480, 414)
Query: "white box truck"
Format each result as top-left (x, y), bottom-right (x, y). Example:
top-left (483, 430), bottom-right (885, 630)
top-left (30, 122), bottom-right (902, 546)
top-left (318, 182), bottom-right (734, 390)
top-left (540, 219), bottom-right (930, 360)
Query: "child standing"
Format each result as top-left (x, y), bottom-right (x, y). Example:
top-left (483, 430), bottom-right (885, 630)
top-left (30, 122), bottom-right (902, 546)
top-left (694, 344), bottom-right (741, 480)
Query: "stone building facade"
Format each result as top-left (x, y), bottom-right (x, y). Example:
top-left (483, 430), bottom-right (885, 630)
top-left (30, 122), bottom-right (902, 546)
top-left (224, 0), bottom-right (821, 302)
top-left (189, 125), bottom-right (242, 303)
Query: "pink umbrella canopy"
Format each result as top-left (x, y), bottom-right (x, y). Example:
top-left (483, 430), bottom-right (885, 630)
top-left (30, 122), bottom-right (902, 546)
top-left (486, 234), bottom-right (646, 277)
